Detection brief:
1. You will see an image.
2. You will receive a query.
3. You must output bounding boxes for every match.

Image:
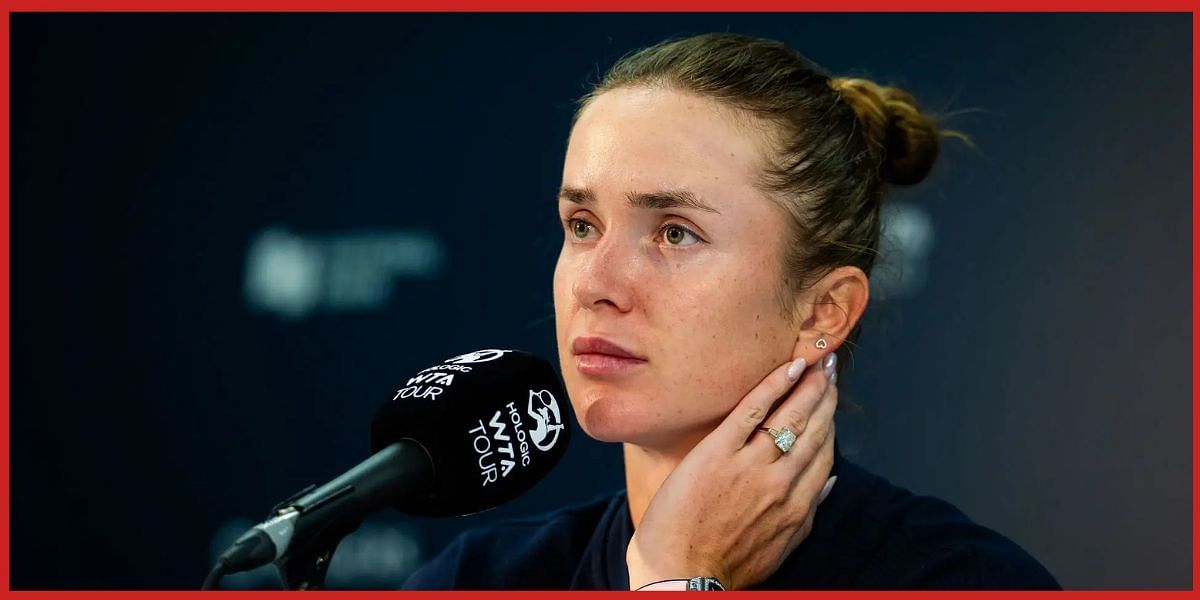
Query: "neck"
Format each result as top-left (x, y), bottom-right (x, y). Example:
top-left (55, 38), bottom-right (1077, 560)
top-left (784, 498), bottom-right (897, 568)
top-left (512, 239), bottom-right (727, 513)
top-left (623, 429), bottom-right (709, 529)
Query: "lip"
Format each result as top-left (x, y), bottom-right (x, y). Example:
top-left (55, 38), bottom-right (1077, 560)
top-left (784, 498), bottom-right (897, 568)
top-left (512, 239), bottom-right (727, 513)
top-left (571, 336), bottom-right (647, 377)
top-left (572, 336), bottom-right (645, 359)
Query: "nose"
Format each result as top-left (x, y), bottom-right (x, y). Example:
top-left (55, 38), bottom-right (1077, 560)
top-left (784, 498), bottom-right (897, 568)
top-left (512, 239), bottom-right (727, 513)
top-left (572, 232), bottom-right (637, 314)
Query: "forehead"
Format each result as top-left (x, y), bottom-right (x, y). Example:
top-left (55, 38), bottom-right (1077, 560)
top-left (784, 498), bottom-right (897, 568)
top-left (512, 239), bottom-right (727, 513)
top-left (563, 87), bottom-right (772, 201)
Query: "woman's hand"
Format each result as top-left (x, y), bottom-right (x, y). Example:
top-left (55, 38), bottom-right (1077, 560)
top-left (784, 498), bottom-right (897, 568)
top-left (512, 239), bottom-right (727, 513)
top-left (626, 353), bottom-right (840, 591)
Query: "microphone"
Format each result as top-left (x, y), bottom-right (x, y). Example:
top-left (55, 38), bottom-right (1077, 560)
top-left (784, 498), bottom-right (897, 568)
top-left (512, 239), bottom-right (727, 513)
top-left (206, 349), bottom-right (570, 589)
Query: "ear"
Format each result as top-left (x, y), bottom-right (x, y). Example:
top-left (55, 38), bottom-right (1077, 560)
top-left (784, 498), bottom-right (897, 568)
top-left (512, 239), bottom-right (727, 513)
top-left (789, 265), bottom-right (870, 362)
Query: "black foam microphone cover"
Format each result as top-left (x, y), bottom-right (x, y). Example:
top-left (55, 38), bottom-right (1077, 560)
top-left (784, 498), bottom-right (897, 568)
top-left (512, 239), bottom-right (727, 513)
top-left (370, 349), bottom-right (571, 517)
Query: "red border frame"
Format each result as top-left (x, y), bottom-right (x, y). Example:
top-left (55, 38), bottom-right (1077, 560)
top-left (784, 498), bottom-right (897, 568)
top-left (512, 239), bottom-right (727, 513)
top-left (1192, 10), bottom-right (1198, 595)
top-left (0, 1), bottom-right (1196, 10)
top-left (0, 5), bottom-right (1194, 595)
top-left (2, 7), bottom-right (10, 594)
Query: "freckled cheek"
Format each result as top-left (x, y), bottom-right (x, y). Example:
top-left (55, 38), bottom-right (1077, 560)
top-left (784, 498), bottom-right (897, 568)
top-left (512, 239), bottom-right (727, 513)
top-left (661, 280), bottom-right (787, 410)
top-left (644, 284), bottom-right (743, 407)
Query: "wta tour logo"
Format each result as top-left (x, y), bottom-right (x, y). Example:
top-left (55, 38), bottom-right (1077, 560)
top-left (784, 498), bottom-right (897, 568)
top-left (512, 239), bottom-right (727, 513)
top-left (468, 389), bottom-right (564, 487)
top-left (391, 350), bottom-right (513, 402)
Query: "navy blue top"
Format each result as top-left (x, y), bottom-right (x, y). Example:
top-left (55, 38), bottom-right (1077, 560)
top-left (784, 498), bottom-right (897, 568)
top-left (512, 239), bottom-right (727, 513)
top-left (402, 448), bottom-right (1060, 590)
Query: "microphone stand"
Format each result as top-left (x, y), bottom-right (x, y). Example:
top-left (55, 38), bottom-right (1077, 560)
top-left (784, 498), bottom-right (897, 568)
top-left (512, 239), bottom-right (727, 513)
top-left (274, 539), bottom-right (341, 590)
top-left (205, 442), bottom-right (432, 591)
top-left (267, 486), bottom-right (363, 590)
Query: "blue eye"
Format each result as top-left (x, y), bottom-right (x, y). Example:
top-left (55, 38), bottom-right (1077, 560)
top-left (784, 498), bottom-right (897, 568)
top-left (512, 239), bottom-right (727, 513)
top-left (662, 224), bottom-right (702, 246)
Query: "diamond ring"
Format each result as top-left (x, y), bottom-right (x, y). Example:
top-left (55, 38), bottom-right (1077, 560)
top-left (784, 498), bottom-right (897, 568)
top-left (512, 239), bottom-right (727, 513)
top-left (757, 425), bottom-right (797, 453)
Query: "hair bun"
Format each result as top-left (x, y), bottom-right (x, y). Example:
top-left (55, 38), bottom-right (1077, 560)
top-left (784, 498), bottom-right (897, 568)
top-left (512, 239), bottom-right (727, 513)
top-left (829, 77), bottom-right (945, 186)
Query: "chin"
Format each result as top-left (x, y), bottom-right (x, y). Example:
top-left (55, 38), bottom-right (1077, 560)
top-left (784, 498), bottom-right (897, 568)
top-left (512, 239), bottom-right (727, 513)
top-left (565, 384), bottom-right (645, 442)
top-left (581, 411), bottom-right (657, 445)
top-left (569, 384), bottom-right (707, 448)
top-left (567, 386), bottom-right (629, 441)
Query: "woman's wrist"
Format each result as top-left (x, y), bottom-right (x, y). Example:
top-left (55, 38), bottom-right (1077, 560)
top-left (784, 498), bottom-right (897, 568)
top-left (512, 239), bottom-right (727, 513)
top-left (627, 537), bottom-right (726, 591)
top-left (626, 540), bottom-right (663, 590)
top-left (627, 537), bottom-right (682, 590)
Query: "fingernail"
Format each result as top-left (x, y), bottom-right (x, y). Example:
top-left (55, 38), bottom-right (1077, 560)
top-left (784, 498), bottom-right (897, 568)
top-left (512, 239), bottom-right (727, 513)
top-left (829, 371), bottom-right (838, 386)
top-left (786, 357), bottom-right (807, 381)
top-left (818, 476), bottom-right (838, 504)
top-left (823, 353), bottom-right (838, 381)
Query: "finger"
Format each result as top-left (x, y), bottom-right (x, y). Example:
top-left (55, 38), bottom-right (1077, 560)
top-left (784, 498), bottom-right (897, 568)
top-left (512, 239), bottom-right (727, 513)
top-left (788, 419), bottom-right (836, 495)
top-left (785, 422), bottom-right (836, 535)
top-left (753, 352), bottom-right (838, 461)
top-left (712, 356), bottom-right (807, 449)
top-left (776, 375), bottom-right (837, 468)
top-left (742, 355), bottom-right (833, 462)
top-left (780, 428), bottom-right (837, 555)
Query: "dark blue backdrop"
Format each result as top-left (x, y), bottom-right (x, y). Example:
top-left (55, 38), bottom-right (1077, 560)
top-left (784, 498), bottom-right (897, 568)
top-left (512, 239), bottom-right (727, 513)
top-left (11, 13), bottom-right (1191, 589)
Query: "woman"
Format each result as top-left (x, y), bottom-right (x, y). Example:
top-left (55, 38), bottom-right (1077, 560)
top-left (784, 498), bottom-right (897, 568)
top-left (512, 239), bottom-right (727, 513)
top-left (403, 32), bottom-right (1059, 590)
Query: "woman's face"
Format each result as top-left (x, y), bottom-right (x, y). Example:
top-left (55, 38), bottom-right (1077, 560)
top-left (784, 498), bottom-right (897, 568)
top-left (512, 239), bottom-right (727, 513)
top-left (554, 86), bottom-right (803, 449)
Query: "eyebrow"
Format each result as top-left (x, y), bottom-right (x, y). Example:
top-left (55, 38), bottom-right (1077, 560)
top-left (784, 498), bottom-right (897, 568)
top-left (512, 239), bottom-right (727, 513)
top-left (557, 186), bottom-right (720, 215)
